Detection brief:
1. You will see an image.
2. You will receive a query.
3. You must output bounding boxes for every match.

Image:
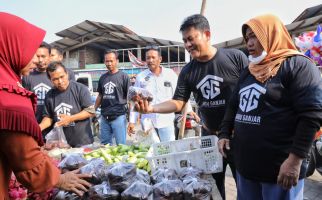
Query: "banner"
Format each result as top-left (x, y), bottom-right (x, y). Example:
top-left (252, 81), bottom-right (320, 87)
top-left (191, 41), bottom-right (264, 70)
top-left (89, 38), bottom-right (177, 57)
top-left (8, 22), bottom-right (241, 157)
top-left (128, 50), bottom-right (146, 67)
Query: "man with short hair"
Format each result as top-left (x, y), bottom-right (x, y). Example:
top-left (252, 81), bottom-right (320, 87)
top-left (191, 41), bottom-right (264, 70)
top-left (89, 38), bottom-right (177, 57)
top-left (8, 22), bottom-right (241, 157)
top-left (50, 46), bottom-right (75, 81)
top-left (39, 62), bottom-right (94, 147)
top-left (134, 14), bottom-right (249, 199)
top-left (22, 42), bottom-right (53, 124)
top-left (128, 45), bottom-right (198, 141)
top-left (95, 50), bottom-right (130, 145)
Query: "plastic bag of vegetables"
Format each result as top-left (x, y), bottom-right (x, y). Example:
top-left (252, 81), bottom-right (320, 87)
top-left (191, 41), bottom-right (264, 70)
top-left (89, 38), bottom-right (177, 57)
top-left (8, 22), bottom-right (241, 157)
top-left (182, 178), bottom-right (212, 200)
top-left (108, 162), bottom-right (137, 192)
top-left (85, 181), bottom-right (119, 200)
top-left (151, 168), bottom-right (178, 184)
top-left (153, 179), bottom-right (184, 200)
top-left (58, 153), bottom-right (88, 171)
top-left (121, 181), bottom-right (153, 200)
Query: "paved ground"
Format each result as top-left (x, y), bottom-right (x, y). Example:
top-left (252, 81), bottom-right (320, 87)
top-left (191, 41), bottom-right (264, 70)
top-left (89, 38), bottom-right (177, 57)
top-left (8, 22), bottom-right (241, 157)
top-left (217, 168), bottom-right (322, 200)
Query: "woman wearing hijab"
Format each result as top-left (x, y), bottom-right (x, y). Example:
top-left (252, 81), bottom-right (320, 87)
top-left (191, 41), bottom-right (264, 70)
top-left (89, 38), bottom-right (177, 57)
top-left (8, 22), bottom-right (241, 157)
top-left (218, 14), bottom-right (322, 199)
top-left (0, 12), bottom-right (91, 198)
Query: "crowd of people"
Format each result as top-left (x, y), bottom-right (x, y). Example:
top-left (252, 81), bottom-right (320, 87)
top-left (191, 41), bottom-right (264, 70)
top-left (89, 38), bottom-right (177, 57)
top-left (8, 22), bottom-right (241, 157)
top-left (0, 10), bottom-right (322, 200)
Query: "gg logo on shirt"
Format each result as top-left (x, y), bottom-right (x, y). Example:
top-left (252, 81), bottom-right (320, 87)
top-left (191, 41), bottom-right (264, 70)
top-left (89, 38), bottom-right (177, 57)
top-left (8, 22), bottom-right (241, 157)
top-left (197, 75), bottom-right (223, 100)
top-left (33, 83), bottom-right (51, 105)
top-left (104, 81), bottom-right (116, 94)
top-left (236, 84), bottom-right (266, 125)
top-left (239, 83), bottom-right (266, 112)
top-left (54, 103), bottom-right (75, 126)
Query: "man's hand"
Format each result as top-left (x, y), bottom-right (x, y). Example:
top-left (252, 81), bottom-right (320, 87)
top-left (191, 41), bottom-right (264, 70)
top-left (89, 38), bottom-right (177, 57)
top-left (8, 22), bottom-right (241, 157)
top-left (277, 153), bottom-right (303, 190)
top-left (56, 170), bottom-right (92, 196)
top-left (134, 99), bottom-right (154, 114)
top-left (188, 111), bottom-right (200, 123)
top-left (56, 114), bottom-right (73, 127)
top-left (218, 138), bottom-right (230, 158)
top-left (127, 123), bottom-right (135, 136)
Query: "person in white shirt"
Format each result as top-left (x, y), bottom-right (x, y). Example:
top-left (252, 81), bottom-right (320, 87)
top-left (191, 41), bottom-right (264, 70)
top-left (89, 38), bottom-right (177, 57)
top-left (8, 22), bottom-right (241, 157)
top-left (128, 45), bottom-right (199, 141)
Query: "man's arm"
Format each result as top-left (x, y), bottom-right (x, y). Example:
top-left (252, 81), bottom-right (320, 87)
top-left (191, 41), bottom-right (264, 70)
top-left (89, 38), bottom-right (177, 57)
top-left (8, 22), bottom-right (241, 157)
top-left (39, 116), bottom-right (53, 131)
top-left (94, 94), bottom-right (102, 110)
top-left (56, 109), bottom-right (95, 127)
top-left (135, 99), bottom-right (186, 114)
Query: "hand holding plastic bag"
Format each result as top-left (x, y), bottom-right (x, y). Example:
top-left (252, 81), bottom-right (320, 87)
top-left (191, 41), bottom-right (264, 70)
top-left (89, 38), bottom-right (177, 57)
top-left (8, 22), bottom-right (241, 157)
top-left (45, 126), bottom-right (70, 149)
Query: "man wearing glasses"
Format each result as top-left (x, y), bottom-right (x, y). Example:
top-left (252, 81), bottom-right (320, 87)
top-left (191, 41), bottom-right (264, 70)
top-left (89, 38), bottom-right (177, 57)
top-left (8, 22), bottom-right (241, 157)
top-left (128, 45), bottom-right (198, 141)
top-left (134, 15), bottom-right (248, 200)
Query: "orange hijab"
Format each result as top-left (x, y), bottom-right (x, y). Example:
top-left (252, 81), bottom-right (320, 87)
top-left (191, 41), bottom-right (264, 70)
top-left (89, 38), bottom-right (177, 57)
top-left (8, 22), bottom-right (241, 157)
top-left (242, 14), bottom-right (302, 83)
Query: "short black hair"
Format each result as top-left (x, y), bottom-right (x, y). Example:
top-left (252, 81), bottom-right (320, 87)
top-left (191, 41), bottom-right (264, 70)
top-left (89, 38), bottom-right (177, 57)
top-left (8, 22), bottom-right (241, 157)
top-left (179, 14), bottom-right (210, 32)
top-left (145, 44), bottom-right (161, 56)
top-left (51, 46), bottom-right (63, 55)
top-left (104, 50), bottom-right (119, 59)
top-left (47, 61), bottom-right (67, 79)
top-left (39, 41), bottom-right (51, 54)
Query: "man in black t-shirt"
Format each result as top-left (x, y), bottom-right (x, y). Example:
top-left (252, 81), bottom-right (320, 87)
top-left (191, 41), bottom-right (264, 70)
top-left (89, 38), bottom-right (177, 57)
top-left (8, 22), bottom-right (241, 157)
top-left (134, 14), bottom-right (248, 200)
top-left (22, 42), bottom-right (53, 124)
top-left (39, 62), bottom-right (95, 147)
top-left (95, 50), bottom-right (130, 145)
top-left (23, 43), bottom-right (75, 131)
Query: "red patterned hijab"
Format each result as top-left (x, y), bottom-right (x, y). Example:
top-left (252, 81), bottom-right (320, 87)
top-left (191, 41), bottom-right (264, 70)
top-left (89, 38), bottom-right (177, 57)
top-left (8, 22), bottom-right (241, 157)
top-left (0, 12), bottom-right (45, 144)
top-left (0, 12), bottom-right (45, 84)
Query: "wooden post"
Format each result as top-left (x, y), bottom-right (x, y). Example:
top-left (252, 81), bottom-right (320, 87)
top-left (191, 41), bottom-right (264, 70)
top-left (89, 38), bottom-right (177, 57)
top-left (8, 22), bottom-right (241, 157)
top-left (200, 0), bottom-right (207, 15)
top-left (178, 103), bottom-right (188, 139)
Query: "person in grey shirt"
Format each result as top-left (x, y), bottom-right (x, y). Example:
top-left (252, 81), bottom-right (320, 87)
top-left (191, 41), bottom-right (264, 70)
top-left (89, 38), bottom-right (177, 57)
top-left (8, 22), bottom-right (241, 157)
top-left (39, 62), bottom-right (95, 147)
top-left (50, 45), bottom-right (75, 81)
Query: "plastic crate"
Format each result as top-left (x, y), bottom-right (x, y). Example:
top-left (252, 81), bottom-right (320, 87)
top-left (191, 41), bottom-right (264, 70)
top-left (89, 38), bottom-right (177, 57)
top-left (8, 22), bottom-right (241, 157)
top-left (147, 147), bottom-right (223, 174)
top-left (147, 136), bottom-right (223, 174)
top-left (151, 136), bottom-right (216, 156)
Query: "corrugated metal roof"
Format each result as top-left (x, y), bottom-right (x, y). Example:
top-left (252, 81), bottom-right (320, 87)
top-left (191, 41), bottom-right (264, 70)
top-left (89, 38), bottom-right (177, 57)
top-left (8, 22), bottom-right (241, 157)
top-left (51, 20), bottom-right (182, 52)
top-left (215, 14), bottom-right (322, 49)
top-left (293, 4), bottom-right (322, 22)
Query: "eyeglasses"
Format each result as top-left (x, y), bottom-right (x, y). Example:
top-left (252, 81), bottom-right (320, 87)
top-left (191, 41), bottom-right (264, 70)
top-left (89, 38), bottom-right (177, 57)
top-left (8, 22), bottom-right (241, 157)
top-left (145, 45), bottom-right (160, 51)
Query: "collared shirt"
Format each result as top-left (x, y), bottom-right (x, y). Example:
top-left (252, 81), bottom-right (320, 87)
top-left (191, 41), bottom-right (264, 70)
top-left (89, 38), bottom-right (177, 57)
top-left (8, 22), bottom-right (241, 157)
top-left (130, 66), bottom-right (178, 128)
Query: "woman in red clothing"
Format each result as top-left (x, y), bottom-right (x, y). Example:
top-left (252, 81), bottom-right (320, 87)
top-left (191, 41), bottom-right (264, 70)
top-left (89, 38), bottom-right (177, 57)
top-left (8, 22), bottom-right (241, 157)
top-left (0, 12), bottom-right (91, 199)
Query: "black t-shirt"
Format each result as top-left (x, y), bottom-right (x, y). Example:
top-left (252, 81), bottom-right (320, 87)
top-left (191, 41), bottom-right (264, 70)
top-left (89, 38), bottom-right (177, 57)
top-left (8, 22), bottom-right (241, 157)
top-left (44, 81), bottom-right (94, 147)
top-left (97, 71), bottom-right (130, 119)
top-left (226, 56), bottom-right (322, 182)
top-left (22, 71), bottom-right (53, 123)
top-left (173, 48), bottom-right (248, 131)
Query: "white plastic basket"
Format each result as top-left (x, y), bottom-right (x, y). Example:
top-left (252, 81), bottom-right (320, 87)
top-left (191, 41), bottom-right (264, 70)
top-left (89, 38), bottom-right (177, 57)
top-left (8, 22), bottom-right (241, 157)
top-left (151, 136), bottom-right (217, 156)
top-left (147, 136), bottom-right (223, 174)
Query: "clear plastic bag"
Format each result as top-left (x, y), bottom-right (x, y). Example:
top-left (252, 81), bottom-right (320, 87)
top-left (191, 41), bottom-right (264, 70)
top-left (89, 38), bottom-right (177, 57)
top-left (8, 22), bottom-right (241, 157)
top-left (45, 126), bottom-right (69, 148)
top-left (108, 162), bottom-right (137, 192)
top-left (52, 190), bottom-right (80, 200)
top-left (121, 181), bottom-right (153, 200)
top-left (179, 167), bottom-right (203, 180)
top-left (136, 169), bottom-right (151, 185)
top-left (127, 86), bottom-right (153, 103)
top-left (151, 168), bottom-right (178, 184)
top-left (132, 118), bottom-right (160, 146)
top-left (79, 158), bottom-right (108, 184)
top-left (182, 178), bottom-right (212, 200)
top-left (153, 179), bottom-right (184, 200)
top-left (58, 153), bottom-right (88, 171)
top-left (85, 181), bottom-right (120, 200)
